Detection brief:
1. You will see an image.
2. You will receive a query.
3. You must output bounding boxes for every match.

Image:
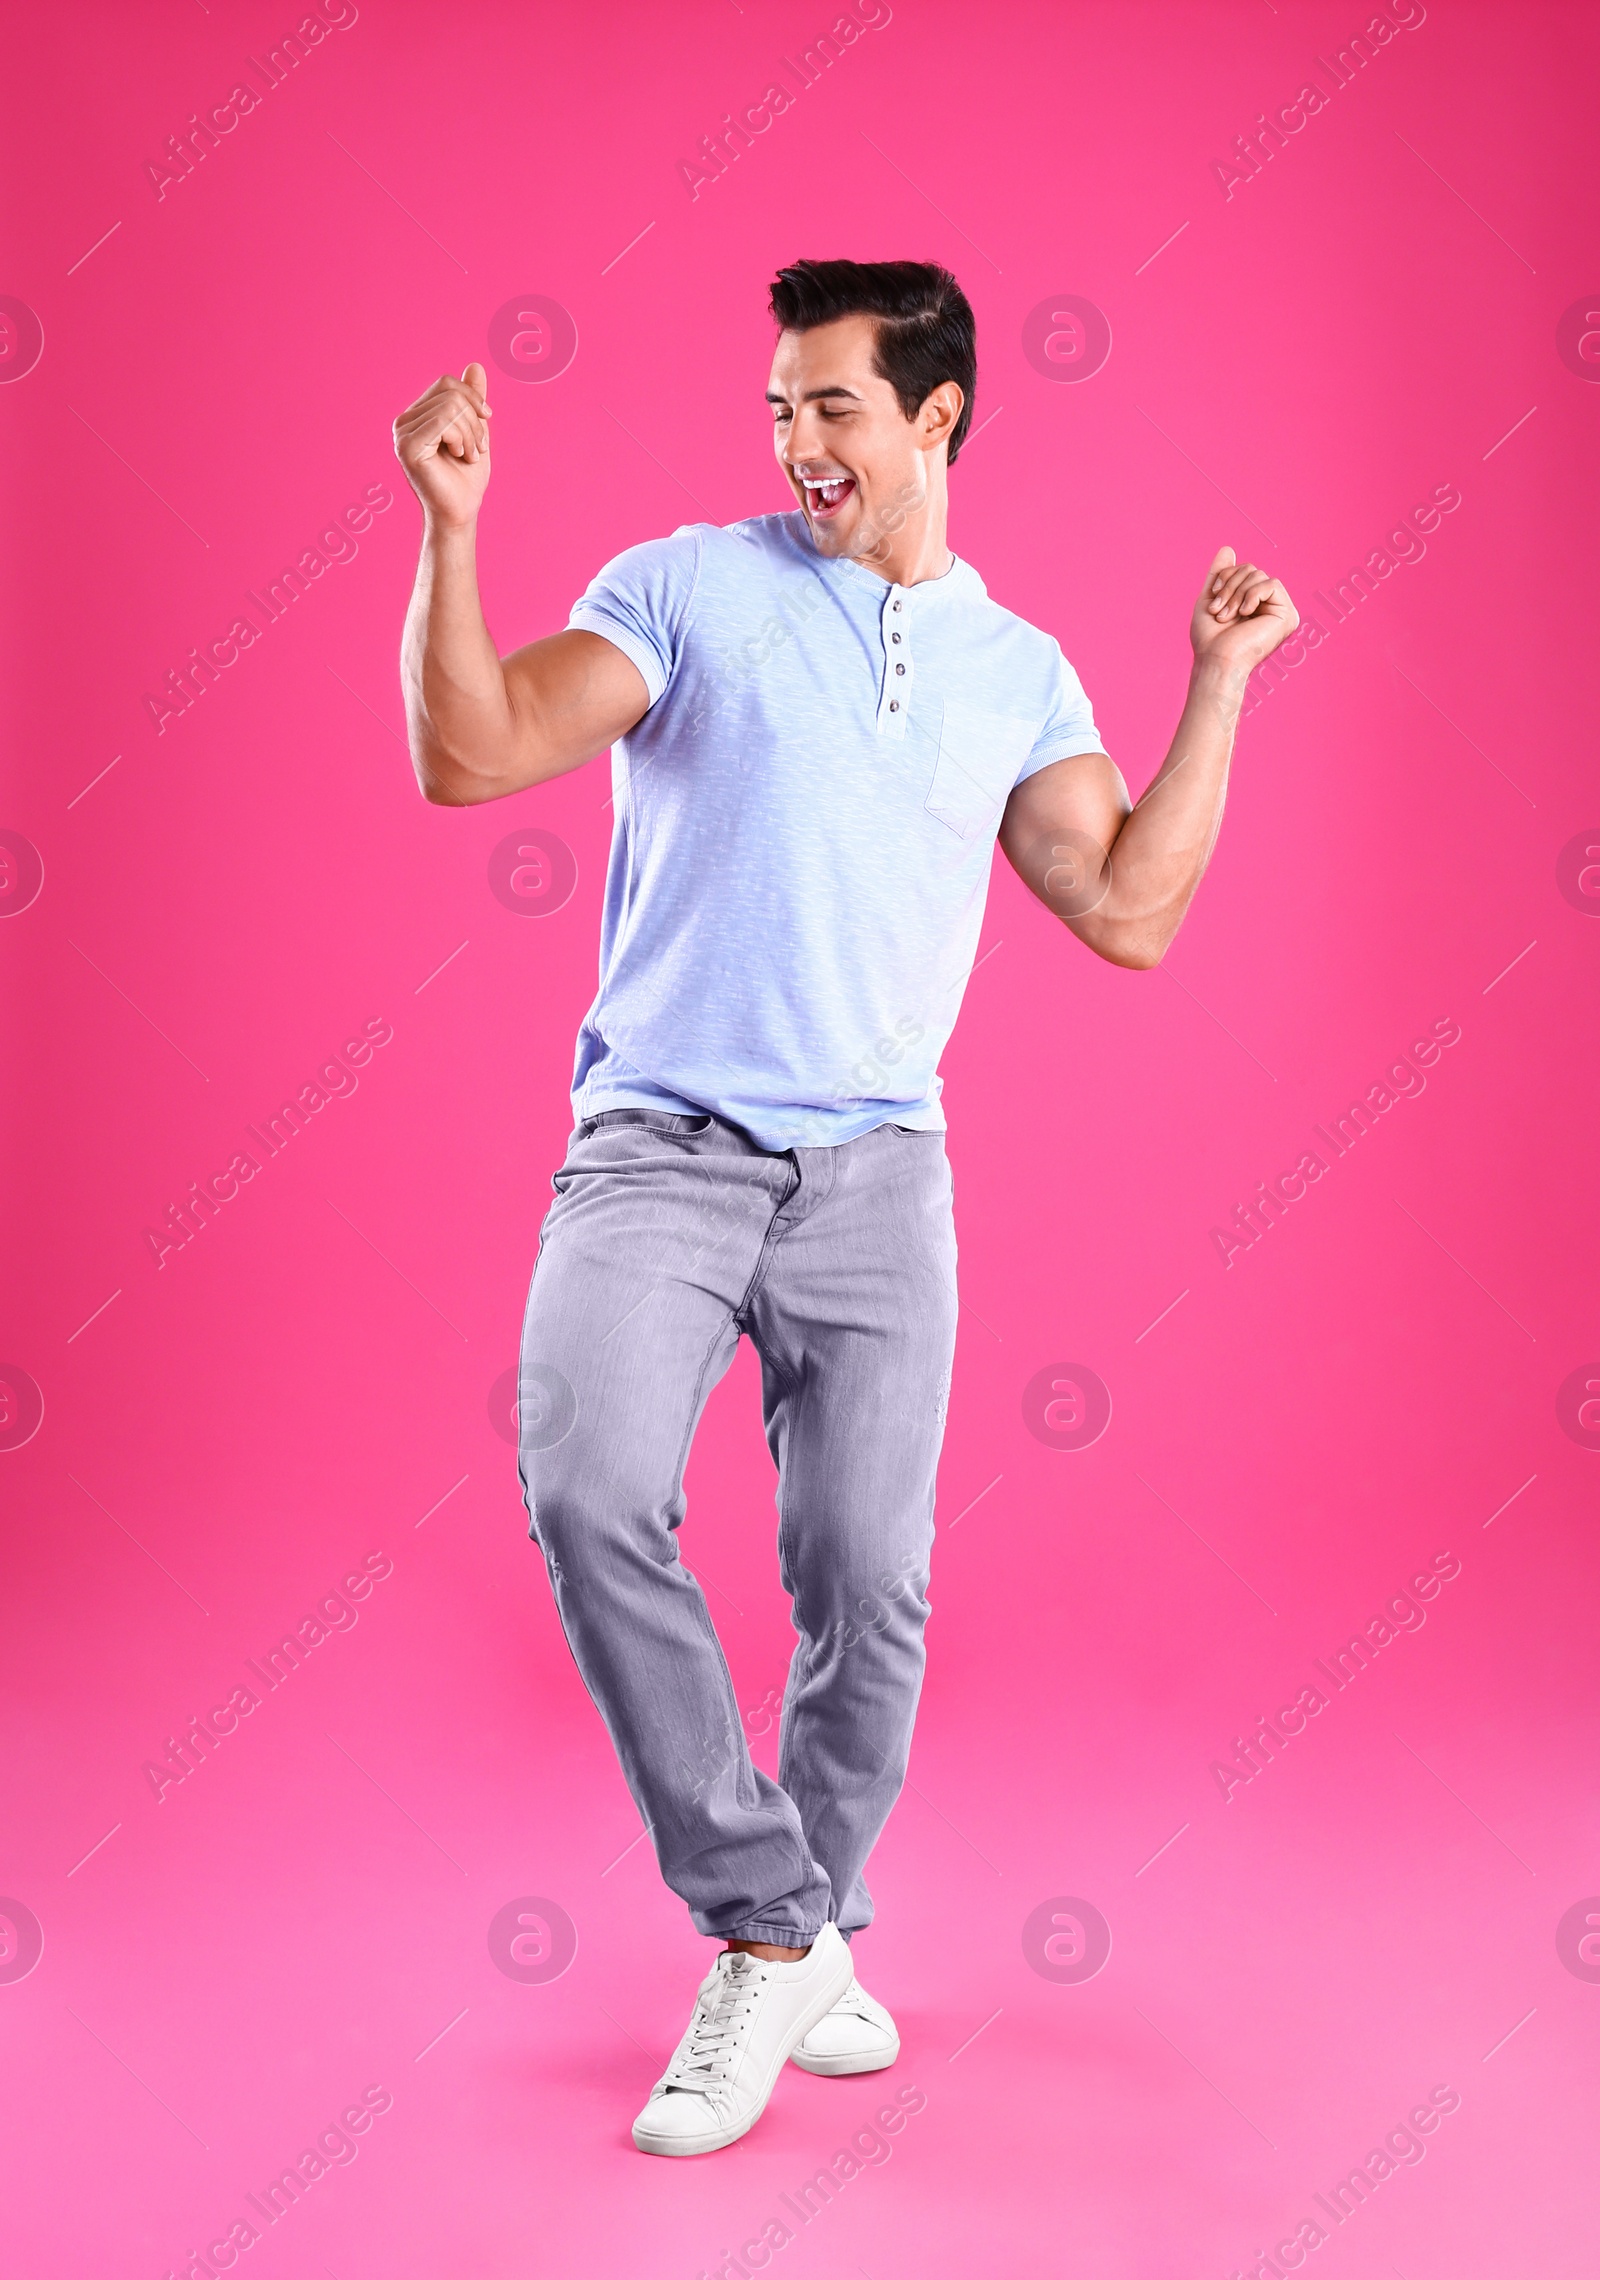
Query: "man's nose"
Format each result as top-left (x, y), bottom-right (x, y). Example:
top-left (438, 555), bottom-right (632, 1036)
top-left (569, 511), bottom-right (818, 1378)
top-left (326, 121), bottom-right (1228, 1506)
top-left (784, 409), bottom-right (824, 464)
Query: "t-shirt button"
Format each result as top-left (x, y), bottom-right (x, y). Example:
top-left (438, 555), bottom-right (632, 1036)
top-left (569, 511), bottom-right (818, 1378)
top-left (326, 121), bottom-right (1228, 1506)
top-left (892, 599), bottom-right (903, 612)
top-left (895, 662), bottom-right (906, 675)
top-left (889, 699), bottom-right (900, 711)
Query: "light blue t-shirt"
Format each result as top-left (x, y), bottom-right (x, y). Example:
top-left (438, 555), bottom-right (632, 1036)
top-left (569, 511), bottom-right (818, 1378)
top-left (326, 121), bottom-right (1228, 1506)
top-left (566, 511), bottom-right (1102, 1149)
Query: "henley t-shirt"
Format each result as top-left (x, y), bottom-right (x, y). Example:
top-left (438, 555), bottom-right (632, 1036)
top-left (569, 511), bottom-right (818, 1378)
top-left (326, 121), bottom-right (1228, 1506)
top-left (565, 509), bottom-right (1102, 1150)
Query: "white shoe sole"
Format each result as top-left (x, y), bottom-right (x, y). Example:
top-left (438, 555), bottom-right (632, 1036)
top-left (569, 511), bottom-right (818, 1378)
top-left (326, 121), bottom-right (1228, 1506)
top-left (631, 1938), bottom-right (854, 2157)
top-left (788, 2032), bottom-right (901, 2077)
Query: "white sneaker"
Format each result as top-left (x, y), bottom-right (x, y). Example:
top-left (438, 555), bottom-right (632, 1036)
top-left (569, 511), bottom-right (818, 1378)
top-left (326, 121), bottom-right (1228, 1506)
top-left (788, 1974), bottom-right (900, 2075)
top-left (632, 1923), bottom-right (853, 2156)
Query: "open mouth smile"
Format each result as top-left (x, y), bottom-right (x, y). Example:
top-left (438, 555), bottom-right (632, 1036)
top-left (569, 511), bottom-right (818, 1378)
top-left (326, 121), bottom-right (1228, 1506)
top-left (798, 474), bottom-right (857, 520)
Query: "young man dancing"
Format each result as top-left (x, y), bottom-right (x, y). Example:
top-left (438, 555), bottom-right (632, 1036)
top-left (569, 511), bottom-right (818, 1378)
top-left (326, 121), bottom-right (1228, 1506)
top-left (393, 258), bottom-right (1297, 2156)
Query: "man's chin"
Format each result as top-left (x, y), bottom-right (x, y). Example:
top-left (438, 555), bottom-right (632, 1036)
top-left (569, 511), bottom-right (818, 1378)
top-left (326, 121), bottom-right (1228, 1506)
top-left (805, 508), bottom-right (865, 558)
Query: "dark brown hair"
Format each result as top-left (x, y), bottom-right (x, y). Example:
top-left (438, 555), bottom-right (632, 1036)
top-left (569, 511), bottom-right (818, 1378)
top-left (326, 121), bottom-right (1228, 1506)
top-left (768, 258), bottom-right (977, 463)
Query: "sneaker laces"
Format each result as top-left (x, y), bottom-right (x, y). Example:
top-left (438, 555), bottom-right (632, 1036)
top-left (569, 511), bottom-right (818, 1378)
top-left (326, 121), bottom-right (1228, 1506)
top-left (659, 1954), bottom-right (768, 2114)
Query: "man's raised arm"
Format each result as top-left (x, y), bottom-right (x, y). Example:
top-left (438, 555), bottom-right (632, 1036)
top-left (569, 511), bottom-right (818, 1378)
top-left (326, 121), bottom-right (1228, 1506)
top-left (393, 361), bottom-right (649, 807)
top-left (998, 546), bottom-right (1298, 968)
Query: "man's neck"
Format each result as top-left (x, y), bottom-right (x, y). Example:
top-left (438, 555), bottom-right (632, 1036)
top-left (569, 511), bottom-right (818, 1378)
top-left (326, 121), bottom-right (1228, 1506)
top-left (836, 459), bottom-right (954, 587)
top-left (853, 521), bottom-right (955, 587)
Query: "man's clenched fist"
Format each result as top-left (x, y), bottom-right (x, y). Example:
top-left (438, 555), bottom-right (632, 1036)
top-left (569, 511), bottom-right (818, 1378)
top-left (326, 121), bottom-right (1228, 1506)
top-left (1189, 545), bottom-right (1298, 674)
top-left (393, 363), bottom-right (493, 528)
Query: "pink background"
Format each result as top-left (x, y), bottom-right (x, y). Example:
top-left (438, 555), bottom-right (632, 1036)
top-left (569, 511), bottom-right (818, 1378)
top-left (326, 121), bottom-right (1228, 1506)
top-left (4, 1), bottom-right (1597, 2273)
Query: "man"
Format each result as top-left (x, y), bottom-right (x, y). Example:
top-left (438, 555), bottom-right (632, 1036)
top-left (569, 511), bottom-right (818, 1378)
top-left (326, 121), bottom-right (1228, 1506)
top-left (393, 258), bottom-right (1297, 2157)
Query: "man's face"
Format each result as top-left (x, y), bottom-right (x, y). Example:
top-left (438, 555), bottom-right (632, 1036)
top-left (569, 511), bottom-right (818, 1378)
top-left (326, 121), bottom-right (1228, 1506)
top-left (767, 314), bottom-right (952, 563)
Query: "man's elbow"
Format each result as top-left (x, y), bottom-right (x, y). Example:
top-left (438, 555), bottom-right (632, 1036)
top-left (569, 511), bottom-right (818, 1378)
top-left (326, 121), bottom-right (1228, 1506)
top-left (413, 757), bottom-right (467, 806)
top-left (1083, 895), bottom-right (1188, 969)
top-left (1101, 939), bottom-right (1164, 972)
top-left (1072, 918), bottom-right (1167, 971)
top-left (409, 738), bottom-right (505, 807)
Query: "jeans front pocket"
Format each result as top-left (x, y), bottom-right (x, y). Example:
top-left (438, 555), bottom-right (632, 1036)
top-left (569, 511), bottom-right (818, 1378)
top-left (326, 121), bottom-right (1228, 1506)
top-left (588, 1109), bottom-right (714, 1135)
top-left (924, 699), bottom-right (1038, 842)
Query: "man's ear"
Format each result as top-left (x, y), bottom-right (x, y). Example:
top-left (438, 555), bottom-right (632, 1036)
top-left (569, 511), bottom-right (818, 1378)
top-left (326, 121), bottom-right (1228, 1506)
top-left (920, 381), bottom-right (964, 448)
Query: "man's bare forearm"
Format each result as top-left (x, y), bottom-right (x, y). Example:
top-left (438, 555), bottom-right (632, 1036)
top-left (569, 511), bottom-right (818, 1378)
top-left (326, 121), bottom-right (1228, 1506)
top-left (1000, 547), bottom-right (1298, 968)
top-left (400, 519), bottom-right (522, 805)
top-left (1087, 654), bottom-right (1244, 965)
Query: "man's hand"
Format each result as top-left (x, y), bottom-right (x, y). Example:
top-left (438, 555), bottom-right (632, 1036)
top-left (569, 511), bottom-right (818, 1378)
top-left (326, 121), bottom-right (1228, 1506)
top-left (394, 362), bottom-right (493, 529)
top-left (1190, 544), bottom-right (1298, 676)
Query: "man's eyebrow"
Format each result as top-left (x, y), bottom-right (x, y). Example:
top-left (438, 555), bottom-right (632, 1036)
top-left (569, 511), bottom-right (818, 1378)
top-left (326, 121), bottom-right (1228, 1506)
top-left (763, 385), bottom-right (865, 404)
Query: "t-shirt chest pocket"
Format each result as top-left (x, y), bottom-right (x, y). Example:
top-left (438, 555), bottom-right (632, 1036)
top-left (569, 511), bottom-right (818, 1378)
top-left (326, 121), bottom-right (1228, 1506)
top-left (924, 699), bottom-right (1039, 841)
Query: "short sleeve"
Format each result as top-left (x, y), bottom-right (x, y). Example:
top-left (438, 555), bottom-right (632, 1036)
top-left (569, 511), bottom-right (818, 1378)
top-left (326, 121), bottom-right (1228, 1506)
top-left (567, 526), bottom-right (704, 707)
top-left (1013, 643), bottom-right (1104, 787)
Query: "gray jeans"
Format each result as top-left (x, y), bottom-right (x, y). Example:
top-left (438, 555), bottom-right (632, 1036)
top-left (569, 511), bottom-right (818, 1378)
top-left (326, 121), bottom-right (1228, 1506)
top-left (515, 1108), bottom-right (959, 1946)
